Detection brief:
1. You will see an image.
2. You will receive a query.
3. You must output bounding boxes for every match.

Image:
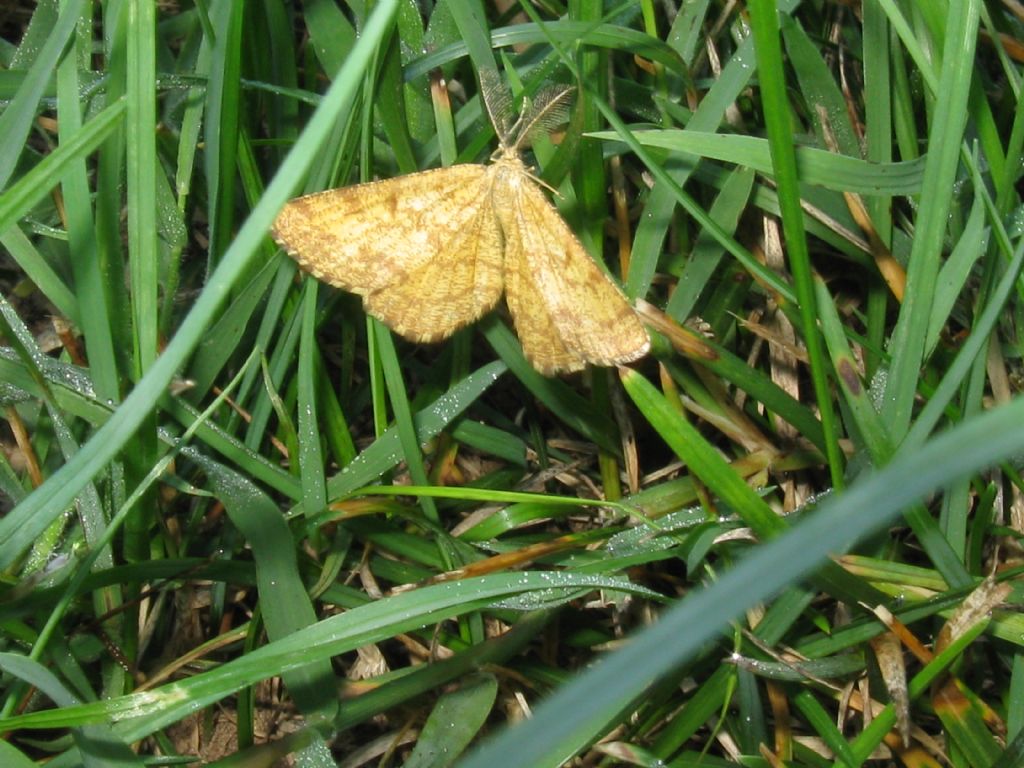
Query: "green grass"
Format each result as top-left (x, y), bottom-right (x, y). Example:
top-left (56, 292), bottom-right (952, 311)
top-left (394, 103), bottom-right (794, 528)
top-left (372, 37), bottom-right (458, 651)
top-left (1, 0), bottom-right (1023, 766)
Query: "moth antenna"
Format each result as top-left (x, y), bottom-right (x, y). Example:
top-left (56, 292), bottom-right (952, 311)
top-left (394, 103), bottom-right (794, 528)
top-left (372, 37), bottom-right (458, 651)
top-left (510, 85), bottom-right (575, 152)
top-left (479, 67), bottom-right (515, 148)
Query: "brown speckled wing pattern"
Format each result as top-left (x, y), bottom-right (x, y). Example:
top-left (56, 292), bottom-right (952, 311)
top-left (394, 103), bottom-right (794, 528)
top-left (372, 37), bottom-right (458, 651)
top-left (272, 154), bottom-right (649, 374)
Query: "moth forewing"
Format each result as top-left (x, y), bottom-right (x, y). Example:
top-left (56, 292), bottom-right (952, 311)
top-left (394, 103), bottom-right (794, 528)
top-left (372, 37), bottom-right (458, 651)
top-left (361, 181), bottom-right (505, 342)
top-left (272, 164), bottom-right (503, 341)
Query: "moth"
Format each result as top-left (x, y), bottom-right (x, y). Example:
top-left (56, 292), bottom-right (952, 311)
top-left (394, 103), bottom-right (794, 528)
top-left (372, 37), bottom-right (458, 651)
top-left (272, 70), bottom-right (649, 375)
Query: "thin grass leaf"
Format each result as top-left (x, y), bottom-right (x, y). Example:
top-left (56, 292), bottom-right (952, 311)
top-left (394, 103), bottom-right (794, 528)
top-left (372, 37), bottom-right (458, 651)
top-left (0, 0), bottom-right (87, 189)
top-left (0, 0), bottom-right (401, 570)
top-left (458, 392), bottom-right (1024, 768)
top-left (881, 0), bottom-right (982, 439)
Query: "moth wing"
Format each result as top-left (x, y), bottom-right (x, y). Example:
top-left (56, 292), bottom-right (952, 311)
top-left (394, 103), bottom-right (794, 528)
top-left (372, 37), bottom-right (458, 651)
top-left (363, 181), bottom-right (505, 343)
top-left (499, 171), bottom-right (650, 374)
top-left (273, 165), bottom-right (504, 341)
top-left (273, 165), bottom-right (490, 294)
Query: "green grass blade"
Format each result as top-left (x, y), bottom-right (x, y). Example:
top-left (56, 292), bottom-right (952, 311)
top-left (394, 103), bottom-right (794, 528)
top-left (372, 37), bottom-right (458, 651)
top-left (748, 0), bottom-right (843, 487)
top-left (880, 0), bottom-right (982, 439)
top-left (0, 0), bottom-right (400, 570)
top-left (0, 572), bottom-right (657, 736)
top-left (457, 394), bottom-right (1024, 768)
top-left (0, 0), bottom-right (87, 189)
top-left (0, 98), bottom-right (126, 234)
top-left (126, 0), bottom-right (159, 373)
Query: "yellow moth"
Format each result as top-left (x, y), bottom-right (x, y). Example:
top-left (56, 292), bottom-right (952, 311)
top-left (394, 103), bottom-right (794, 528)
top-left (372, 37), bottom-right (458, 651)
top-left (272, 71), bottom-right (649, 375)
